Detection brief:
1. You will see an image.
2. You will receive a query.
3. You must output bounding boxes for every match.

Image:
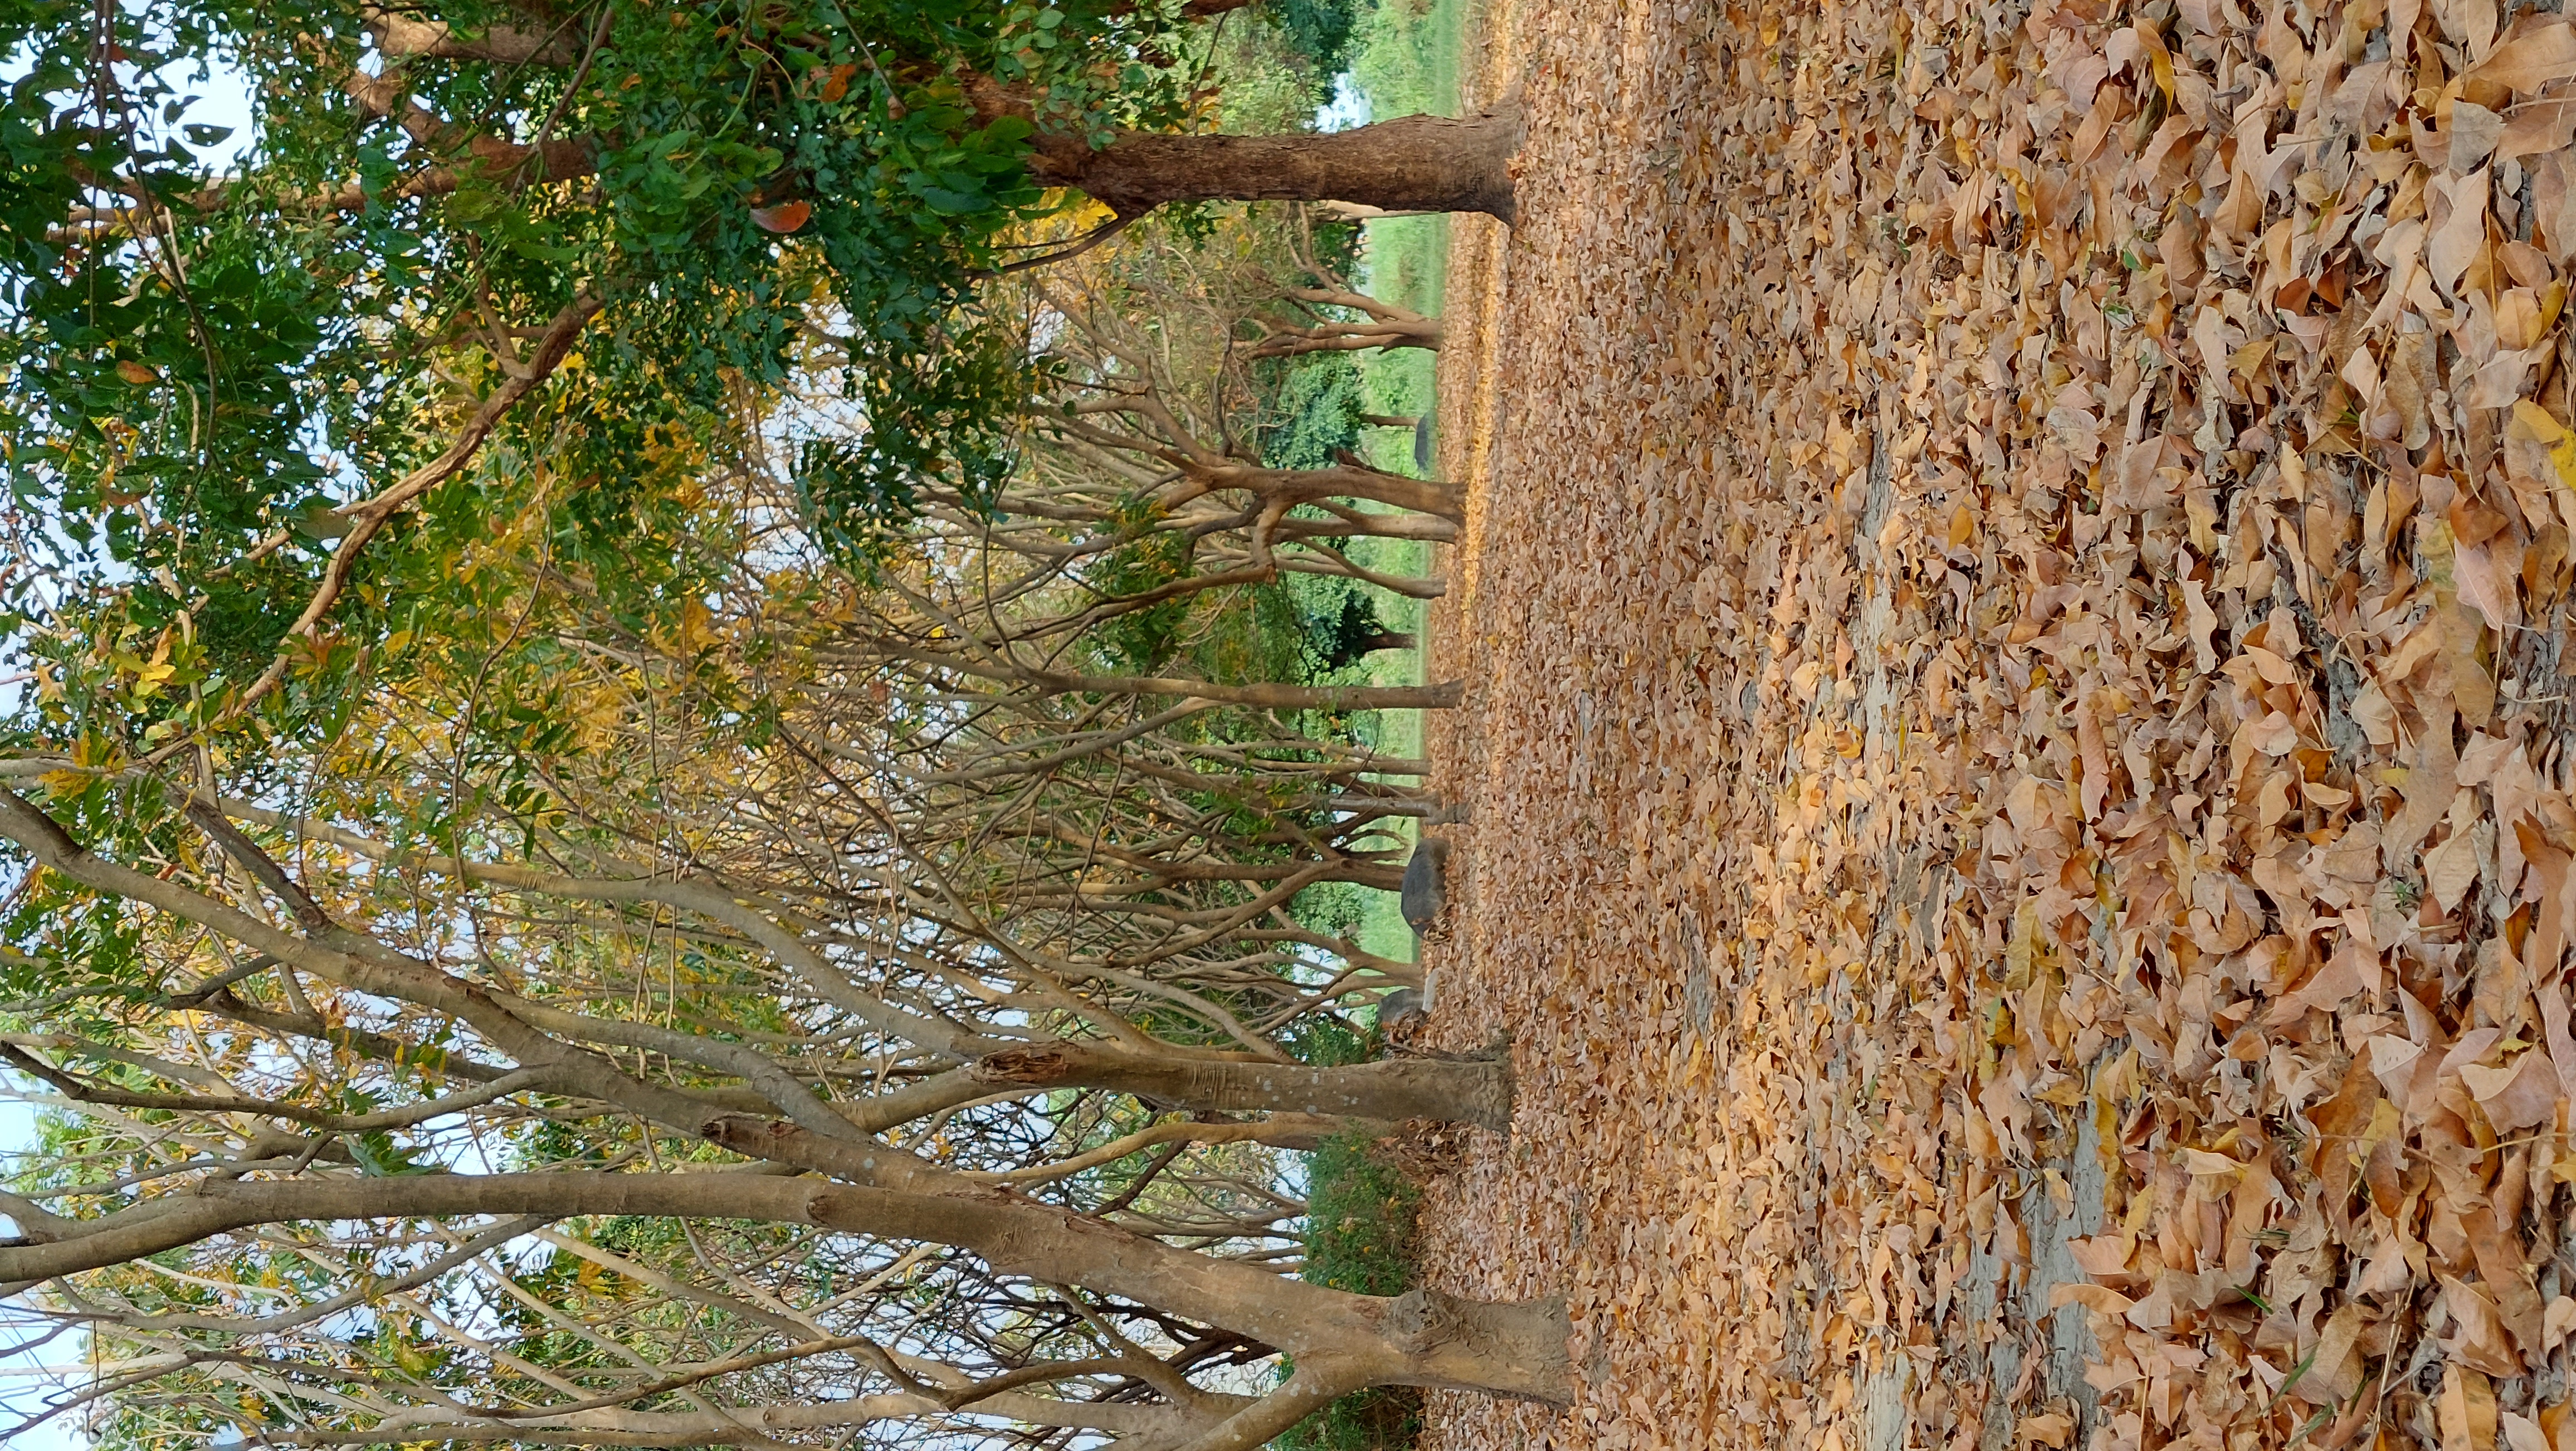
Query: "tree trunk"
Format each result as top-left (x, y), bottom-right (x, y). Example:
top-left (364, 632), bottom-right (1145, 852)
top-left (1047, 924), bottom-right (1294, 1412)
top-left (969, 1041), bottom-right (1513, 1133)
top-left (0, 1165), bottom-right (1571, 1406)
top-left (1251, 290), bottom-right (1447, 361)
top-left (877, 651), bottom-right (1468, 711)
top-left (1199, 463), bottom-right (1463, 523)
top-left (977, 79), bottom-right (1524, 223)
top-left (1378, 1288), bottom-right (1570, 1400)
top-left (697, 1120), bottom-right (1571, 1407)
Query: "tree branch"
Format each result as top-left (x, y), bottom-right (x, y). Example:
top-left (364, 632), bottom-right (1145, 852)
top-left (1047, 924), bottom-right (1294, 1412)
top-left (363, 3), bottom-right (582, 65)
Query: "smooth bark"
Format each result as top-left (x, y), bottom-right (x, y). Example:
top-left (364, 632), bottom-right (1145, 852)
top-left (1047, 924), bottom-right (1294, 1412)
top-left (1253, 291), bottom-right (1447, 359)
top-left (0, 1165), bottom-right (1569, 1406)
top-left (858, 650), bottom-right (1468, 710)
top-left (969, 1041), bottom-right (1514, 1133)
top-left (699, 1119), bottom-right (1569, 1400)
top-left (979, 78), bottom-right (1523, 223)
top-left (221, 1387), bottom-right (1231, 1447)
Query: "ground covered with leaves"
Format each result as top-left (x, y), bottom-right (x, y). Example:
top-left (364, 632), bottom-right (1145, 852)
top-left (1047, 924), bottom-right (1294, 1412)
top-left (1415, 0), bottom-right (2576, 1447)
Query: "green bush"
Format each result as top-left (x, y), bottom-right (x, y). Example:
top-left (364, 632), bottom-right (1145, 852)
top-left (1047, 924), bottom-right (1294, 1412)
top-left (1272, 0), bottom-right (1367, 81)
top-left (1279, 1384), bottom-right (1423, 1449)
top-left (1303, 1131), bottom-right (1421, 1296)
top-left (1261, 353), bottom-right (1369, 471)
top-left (1278, 1128), bottom-right (1426, 1449)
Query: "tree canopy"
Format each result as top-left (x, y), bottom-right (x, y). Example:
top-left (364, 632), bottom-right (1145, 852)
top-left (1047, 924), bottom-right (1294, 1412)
top-left (0, 0), bottom-right (1507, 760)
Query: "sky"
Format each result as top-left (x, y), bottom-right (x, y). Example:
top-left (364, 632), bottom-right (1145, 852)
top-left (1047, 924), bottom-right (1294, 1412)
top-left (0, 1092), bottom-right (90, 1451)
top-left (1317, 72), bottom-right (1370, 132)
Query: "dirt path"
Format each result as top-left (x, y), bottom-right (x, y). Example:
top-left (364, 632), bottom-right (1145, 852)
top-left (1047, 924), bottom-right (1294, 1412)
top-left (1418, 0), bottom-right (2576, 1447)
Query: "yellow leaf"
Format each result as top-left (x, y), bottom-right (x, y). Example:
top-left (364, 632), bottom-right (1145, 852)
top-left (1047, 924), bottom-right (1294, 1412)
top-left (681, 596), bottom-right (716, 651)
top-left (1946, 504), bottom-right (1975, 548)
top-left (2506, 403), bottom-right (2576, 517)
top-left (2175, 1146), bottom-right (2243, 1176)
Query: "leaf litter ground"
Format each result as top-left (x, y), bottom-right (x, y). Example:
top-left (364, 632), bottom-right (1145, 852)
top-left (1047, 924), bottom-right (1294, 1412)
top-left (1412, 0), bottom-right (2576, 1447)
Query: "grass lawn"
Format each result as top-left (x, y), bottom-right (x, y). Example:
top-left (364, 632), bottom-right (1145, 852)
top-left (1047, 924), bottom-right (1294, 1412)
top-left (1338, 0), bottom-right (1468, 971)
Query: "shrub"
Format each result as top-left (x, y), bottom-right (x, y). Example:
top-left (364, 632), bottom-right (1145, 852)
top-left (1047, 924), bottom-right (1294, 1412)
top-left (1279, 1127), bottom-right (1426, 1449)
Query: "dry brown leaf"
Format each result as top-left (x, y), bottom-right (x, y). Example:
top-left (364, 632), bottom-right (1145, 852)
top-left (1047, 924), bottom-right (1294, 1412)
top-left (2247, 710), bottom-right (2299, 756)
top-left (2466, 21), bottom-right (2576, 94)
top-left (2545, 1294), bottom-right (2576, 1352)
top-left (2440, 1276), bottom-right (2526, 1377)
top-left (2016, 1411), bottom-right (2074, 1449)
top-left (1408, 1), bottom-right (2576, 1446)
top-left (2460, 1047), bottom-right (2563, 1131)
top-left (2441, 1364), bottom-right (2502, 1451)
top-left (2427, 830), bottom-right (2484, 912)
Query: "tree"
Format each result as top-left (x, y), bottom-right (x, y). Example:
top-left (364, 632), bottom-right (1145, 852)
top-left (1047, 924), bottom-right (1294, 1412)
top-left (0, 0), bottom-right (1519, 758)
top-left (0, 574), bottom-right (1540, 1444)
top-left (0, 736), bottom-right (1549, 1445)
top-left (1245, 218), bottom-right (1446, 359)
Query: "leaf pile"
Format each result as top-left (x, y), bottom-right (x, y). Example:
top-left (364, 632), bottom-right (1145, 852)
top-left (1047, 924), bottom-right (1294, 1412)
top-left (1417, 0), bottom-right (2576, 1447)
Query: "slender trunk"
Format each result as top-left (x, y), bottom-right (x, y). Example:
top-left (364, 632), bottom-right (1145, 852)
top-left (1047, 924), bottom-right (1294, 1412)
top-left (1204, 463), bottom-right (1463, 522)
top-left (969, 1041), bottom-right (1513, 1133)
top-left (905, 653), bottom-right (1468, 711)
top-left (1248, 320), bottom-right (1446, 357)
top-left (1060, 112), bottom-right (1520, 222)
top-left (1163, 1291), bottom-right (1569, 1451)
top-left (1273, 510), bottom-right (1456, 542)
top-left (236, 1386), bottom-right (1233, 1446)
top-left (977, 77), bottom-right (1523, 223)
top-left (0, 1164), bottom-right (1570, 1406)
top-left (700, 1121), bottom-right (1571, 1405)
top-left (1174, 1364), bottom-right (1363, 1451)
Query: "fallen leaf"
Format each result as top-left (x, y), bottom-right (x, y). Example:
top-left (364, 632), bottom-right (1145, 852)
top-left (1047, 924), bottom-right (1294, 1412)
top-left (2546, 1295), bottom-right (2576, 1352)
top-left (2017, 1411), bottom-right (2075, 1448)
top-left (2048, 1282), bottom-right (2136, 1314)
top-left (2441, 1278), bottom-right (2526, 1377)
top-left (2430, 169), bottom-right (2495, 295)
top-left (2461, 1048), bottom-right (2564, 1132)
top-left (2451, 101), bottom-right (2506, 172)
top-left (2467, 22), bottom-right (2576, 94)
top-left (2294, 1302), bottom-right (2371, 1404)
top-left (2427, 830), bottom-right (2482, 912)
top-left (2248, 710), bottom-right (2299, 756)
